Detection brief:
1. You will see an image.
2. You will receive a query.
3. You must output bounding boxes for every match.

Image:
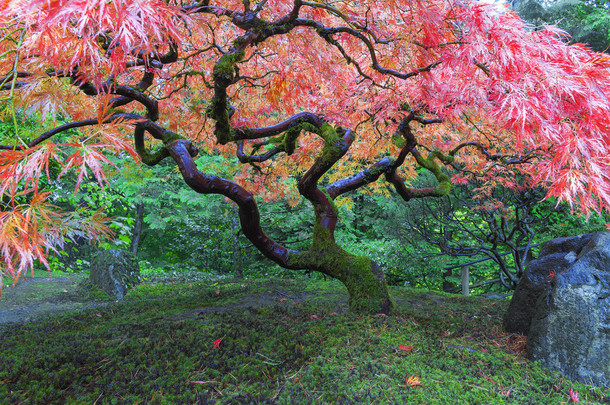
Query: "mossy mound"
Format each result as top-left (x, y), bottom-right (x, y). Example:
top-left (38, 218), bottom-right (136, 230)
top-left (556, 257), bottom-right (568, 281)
top-left (0, 278), bottom-right (607, 404)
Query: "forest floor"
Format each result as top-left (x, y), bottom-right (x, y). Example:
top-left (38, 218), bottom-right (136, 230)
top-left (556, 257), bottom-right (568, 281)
top-left (0, 271), bottom-right (110, 324)
top-left (0, 275), bottom-right (608, 404)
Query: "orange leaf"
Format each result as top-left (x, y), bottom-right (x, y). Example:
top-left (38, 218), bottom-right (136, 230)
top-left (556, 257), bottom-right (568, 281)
top-left (405, 374), bottom-right (421, 388)
top-left (399, 344), bottom-right (414, 352)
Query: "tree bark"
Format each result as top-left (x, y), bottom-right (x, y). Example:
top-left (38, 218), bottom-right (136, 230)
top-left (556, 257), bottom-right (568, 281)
top-left (130, 203), bottom-right (145, 256)
top-left (231, 205), bottom-right (243, 279)
top-left (167, 139), bottom-right (393, 314)
top-left (339, 258), bottom-right (393, 314)
top-left (289, 249), bottom-right (393, 314)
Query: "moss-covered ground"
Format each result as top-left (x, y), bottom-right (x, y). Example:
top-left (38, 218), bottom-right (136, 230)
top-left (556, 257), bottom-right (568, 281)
top-left (0, 278), bottom-right (608, 404)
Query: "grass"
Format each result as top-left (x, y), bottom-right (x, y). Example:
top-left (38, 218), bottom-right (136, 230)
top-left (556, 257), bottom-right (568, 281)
top-left (0, 277), bottom-right (608, 404)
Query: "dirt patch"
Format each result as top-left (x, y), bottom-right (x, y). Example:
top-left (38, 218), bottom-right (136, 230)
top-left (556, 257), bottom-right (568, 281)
top-left (0, 274), bottom-right (110, 325)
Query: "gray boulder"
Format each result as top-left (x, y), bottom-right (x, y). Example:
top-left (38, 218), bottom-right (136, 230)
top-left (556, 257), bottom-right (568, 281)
top-left (504, 233), bottom-right (594, 335)
top-left (90, 249), bottom-right (140, 300)
top-left (524, 232), bottom-right (610, 387)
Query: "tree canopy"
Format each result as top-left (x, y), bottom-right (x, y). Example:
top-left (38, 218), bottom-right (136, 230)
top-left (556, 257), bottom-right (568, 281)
top-left (0, 0), bottom-right (609, 311)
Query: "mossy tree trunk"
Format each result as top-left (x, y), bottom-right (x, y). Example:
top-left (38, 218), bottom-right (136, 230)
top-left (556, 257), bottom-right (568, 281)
top-left (304, 250), bottom-right (393, 314)
top-left (161, 36), bottom-right (453, 315)
top-left (166, 110), bottom-right (453, 314)
top-left (343, 259), bottom-right (393, 314)
top-left (287, 207), bottom-right (393, 314)
top-left (168, 124), bottom-right (394, 314)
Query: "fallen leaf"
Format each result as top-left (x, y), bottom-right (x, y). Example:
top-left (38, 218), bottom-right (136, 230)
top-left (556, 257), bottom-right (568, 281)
top-left (405, 374), bottom-right (421, 388)
top-left (479, 373), bottom-right (497, 383)
top-left (190, 381), bottom-right (207, 384)
top-left (212, 338), bottom-right (223, 349)
top-left (279, 298), bottom-right (287, 302)
top-left (399, 344), bottom-right (414, 352)
top-left (329, 312), bottom-right (338, 316)
top-left (498, 389), bottom-right (511, 397)
top-left (569, 387), bottom-right (580, 403)
top-left (310, 315), bottom-right (318, 319)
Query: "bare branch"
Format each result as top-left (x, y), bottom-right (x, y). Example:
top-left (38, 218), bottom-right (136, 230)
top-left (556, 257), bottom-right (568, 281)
top-left (450, 142), bottom-right (538, 164)
top-left (327, 157), bottom-right (394, 198)
top-left (234, 112), bottom-right (326, 140)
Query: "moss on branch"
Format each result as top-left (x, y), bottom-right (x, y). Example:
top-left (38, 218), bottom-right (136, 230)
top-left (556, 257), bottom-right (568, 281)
top-left (213, 50), bottom-right (246, 77)
top-left (412, 149), bottom-right (453, 197)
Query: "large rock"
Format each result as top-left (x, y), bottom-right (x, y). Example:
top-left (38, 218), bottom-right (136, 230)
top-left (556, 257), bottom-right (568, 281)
top-left (521, 232), bottom-right (610, 387)
top-left (504, 233), bottom-right (594, 335)
top-left (90, 249), bottom-right (140, 300)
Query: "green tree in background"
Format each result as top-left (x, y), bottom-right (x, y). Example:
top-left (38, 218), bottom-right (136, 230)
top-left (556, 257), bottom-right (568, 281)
top-left (513, 0), bottom-right (610, 52)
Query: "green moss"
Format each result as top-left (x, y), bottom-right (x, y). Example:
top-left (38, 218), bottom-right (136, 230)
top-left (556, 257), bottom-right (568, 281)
top-left (213, 50), bottom-right (246, 77)
top-left (288, 213), bottom-right (392, 314)
top-left (413, 149), bottom-right (453, 196)
top-left (429, 150), bottom-right (455, 165)
top-left (282, 126), bottom-right (300, 155)
top-left (137, 146), bottom-right (170, 166)
top-left (437, 181), bottom-right (452, 196)
top-left (343, 256), bottom-right (395, 314)
top-left (392, 130), bottom-right (406, 148)
top-left (264, 127), bottom-right (301, 155)
top-left (206, 93), bottom-right (234, 145)
top-left (2, 279), bottom-right (604, 404)
top-left (207, 48), bottom-right (246, 145)
top-left (318, 123), bottom-right (346, 164)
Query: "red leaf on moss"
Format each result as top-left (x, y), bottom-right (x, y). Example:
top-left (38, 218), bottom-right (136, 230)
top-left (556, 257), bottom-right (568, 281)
top-left (399, 344), bottom-right (414, 352)
top-left (569, 387), bottom-right (580, 402)
top-left (212, 338), bottom-right (223, 349)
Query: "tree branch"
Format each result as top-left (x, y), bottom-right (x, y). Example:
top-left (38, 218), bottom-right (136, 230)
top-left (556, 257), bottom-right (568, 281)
top-left (327, 157), bottom-right (394, 199)
top-left (298, 125), bottom-right (353, 235)
top-left (166, 139), bottom-right (303, 269)
top-left (0, 113), bottom-right (147, 150)
top-left (294, 19), bottom-right (441, 80)
top-left (450, 142), bottom-right (538, 165)
top-left (235, 112), bottom-right (326, 140)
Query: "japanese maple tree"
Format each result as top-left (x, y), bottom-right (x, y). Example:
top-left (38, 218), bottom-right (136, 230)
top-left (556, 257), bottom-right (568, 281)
top-left (1, 0), bottom-right (609, 313)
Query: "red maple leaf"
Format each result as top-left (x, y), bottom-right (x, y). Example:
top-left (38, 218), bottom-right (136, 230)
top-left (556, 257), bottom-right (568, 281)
top-left (399, 344), bottom-right (414, 352)
top-left (569, 387), bottom-right (579, 403)
top-left (212, 338), bottom-right (223, 349)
